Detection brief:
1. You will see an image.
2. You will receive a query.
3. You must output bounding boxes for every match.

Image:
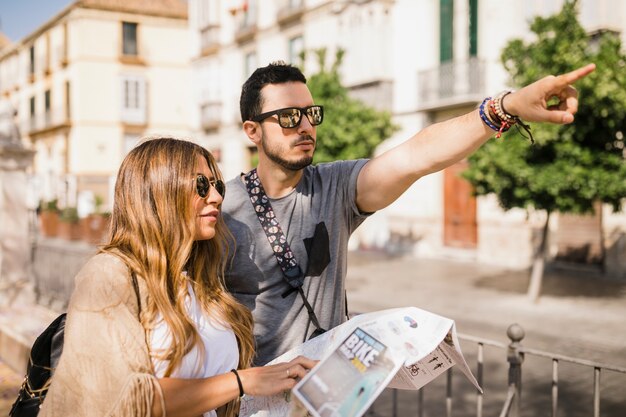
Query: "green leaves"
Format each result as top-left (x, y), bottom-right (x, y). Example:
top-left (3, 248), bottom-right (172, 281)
top-left (464, 0), bottom-right (626, 215)
top-left (305, 48), bottom-right (399, 163)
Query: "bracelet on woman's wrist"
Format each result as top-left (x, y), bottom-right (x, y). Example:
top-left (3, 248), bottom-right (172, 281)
top-left (231, 369), bottom-right (245, 398)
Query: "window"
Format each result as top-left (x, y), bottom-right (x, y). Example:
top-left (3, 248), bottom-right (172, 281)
top-left (44, 89), bottom-right (51, 126)
top-left (29, 46), bottom-right (35, 75)
top-left (439, 0), bottom-right (453, 63)
top-left (288, 36), bottom-right (304, 66)
top-left (123, 133), bottom-right (141, 155)
top-left (122, 22), bottom-right (138, 56)
top-left (241, 0), bottom-right (257, 28)
top-left (244, 52), bottom-right (257, 78)
top-left (198, 0), bottom-right (220, 28)
top-left (45, 90), bottom-right (51, 113)
top-left (120, 75), bottom-right (146, 124)
top-left (29, 96), bottom-right (36, 130)
top-left (469, 0), bottom-right (478, 57)
top-left (65, 81), bottom-right (71, 119)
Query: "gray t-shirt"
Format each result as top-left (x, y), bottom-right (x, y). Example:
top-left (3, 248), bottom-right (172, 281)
top-left (223, 160), bottom-right (370, 365)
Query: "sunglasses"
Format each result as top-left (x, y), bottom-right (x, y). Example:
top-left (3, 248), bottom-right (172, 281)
top-left (251, 105), bottom-right (324, 129)
top-left (195, 174), bottom-right (225, 198)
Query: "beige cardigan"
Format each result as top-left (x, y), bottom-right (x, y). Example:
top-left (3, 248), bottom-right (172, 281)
top-left (40, 253), bottom-right (166, 417)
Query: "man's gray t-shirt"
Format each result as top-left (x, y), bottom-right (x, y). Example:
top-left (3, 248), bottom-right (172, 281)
top-left (222, 160), bottom-right (369, 365)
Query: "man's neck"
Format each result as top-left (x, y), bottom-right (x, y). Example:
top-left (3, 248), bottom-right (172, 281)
top-left (255, 162), bottom-right (303, 199)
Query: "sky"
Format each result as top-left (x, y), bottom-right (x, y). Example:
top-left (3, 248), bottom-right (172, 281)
top-left (0, 0), bottom-right (74, 42)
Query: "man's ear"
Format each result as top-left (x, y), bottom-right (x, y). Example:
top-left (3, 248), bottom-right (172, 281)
top-left (243, 120), bottom-right (261, 144)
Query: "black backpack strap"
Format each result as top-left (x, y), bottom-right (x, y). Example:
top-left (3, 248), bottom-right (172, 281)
top-left (131, 272), bottom-right (141, 320)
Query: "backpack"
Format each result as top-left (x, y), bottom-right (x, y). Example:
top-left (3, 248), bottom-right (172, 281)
top-left (9, 273), bottom-right (141, 416)
top-left (9, 313), bottom-right (66, 417)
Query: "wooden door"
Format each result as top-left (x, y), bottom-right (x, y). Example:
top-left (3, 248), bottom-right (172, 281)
top-left (443, 160), bottom-right (477, 248)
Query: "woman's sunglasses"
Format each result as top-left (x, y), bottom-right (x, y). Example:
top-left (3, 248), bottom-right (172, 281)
top-left (251, 105), bottom-right (324, 129)
top-left (196, 174), bottom-right (225, 198)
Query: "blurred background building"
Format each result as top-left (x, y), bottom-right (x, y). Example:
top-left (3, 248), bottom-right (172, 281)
top-left (186, 0), bottom-right (626, 273)
top-left (0, 0), bottom-right (191, 214)
top-left (0, 0), bottom-right (625, 276)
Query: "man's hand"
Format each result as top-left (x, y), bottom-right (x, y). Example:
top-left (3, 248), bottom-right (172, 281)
top-left (503, 63), bottom-right (596, 124)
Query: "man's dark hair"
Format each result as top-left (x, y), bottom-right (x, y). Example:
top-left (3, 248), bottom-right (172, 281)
top-left (240, 61), bottom-right (307, 122)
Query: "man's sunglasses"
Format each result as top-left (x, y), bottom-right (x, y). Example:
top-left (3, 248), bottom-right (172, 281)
top-left (251, 105), bottom-right (324, 129)
top-left (195, 174), bottom-right (225, 198)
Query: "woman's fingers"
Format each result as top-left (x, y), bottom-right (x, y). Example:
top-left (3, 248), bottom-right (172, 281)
top-left (241, 356), bottom-right (318, 397)
top-left (288, 355), bottom-right (318, 371)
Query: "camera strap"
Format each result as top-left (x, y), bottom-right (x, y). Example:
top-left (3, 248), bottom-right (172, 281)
top-left (243, 169), bottom-right (326, 338)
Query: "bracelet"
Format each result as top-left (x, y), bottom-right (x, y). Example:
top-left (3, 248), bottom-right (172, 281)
top-left (492, 90), bottom-right (518, 124)
top-left (479, 97), bottom-right (499, 132)
top-left (479, 93), bottom-right (535, 144)
top-left (231, 369), bottom-right (245, 398)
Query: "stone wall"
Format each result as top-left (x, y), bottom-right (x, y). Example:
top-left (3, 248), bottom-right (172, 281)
top-left (32, 238), bottom-right (96, 310)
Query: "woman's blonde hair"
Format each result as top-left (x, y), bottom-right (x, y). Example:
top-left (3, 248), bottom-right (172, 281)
top-left (102, 137), bottom-right (253, 416)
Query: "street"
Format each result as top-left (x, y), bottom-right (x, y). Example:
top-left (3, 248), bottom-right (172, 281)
top-left (345, 251), bottom-right (626, 416)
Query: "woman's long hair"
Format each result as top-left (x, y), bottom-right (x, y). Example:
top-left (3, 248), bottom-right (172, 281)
top-left (101, 137), bottom-right (254, 414)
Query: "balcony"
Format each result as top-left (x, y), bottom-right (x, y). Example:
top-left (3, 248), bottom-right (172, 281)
top-left (56, 45), bottom-right (68, 67)
top-left (277, 0), bottom-right (305, 27)
top-left (234, 12), bottom-right (258, 44)
top-left (200, 24), bottom-right (221, 57)
top-left (417, 57), bottom-right (486, 111)
top-left (200, 101), bottom-right (222, 131)
top-left (24, 108), bottom-right (71, 137)
top-left (348, 79), bottom-right (393, 111)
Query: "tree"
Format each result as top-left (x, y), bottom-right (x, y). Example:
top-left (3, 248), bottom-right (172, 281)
top-left (462, 0), bottom-right (626, 302)
top-left (304, 48), bottom-right (399, 163)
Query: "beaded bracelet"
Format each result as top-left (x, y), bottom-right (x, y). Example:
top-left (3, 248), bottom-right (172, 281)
top-left (492, 91), bottom-right (517, 124)
top-left (479, 93), bottom-right (535, 143)
top-left (479, 97), bottom-right (499, 132)
top-left (488, 101), bottom-right (514, 138)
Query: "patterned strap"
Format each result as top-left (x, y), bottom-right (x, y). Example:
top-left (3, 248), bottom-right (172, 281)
top-left (243, 169), bottom-right (326, 337)
top-left (244, 169), bottom-right (304, 289)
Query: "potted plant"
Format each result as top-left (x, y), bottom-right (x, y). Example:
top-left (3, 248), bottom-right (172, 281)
top-left (58, 206), bottom-right (82, 240)
top-left (39, 199), bottom-right (60, 238)
top-left (81, 194), bottom-right (111, 244)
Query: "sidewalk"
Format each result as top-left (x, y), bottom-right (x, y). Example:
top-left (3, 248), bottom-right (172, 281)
top-left (345, 251), bottom-right (626, 366)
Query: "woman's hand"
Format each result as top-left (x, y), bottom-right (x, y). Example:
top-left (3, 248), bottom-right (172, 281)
top-left (238, 355), bottom-right (317, 397)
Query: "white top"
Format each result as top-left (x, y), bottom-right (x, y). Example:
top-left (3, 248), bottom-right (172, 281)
top-left (150, 282), bottom-right (239, 417)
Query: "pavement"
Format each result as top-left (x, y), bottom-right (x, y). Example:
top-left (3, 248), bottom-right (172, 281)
top-left (344, 251), bottom-right (626, 417)
top-left (345, 251), bottom-right (626, 366)
top-left (1, 251), bottom-right (625, 415)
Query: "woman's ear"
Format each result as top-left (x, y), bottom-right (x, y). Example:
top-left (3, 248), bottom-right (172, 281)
top-left (243, 120), bottom-right (261, 145)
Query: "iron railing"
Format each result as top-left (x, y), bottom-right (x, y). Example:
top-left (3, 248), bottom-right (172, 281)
top-left (367, 324), bottom-right (626, 417)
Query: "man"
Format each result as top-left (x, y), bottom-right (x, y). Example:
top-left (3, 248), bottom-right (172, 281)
top-left (222, 61), bottom-right (595, 365)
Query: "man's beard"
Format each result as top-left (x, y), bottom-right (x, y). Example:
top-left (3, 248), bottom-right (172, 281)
top-left (261, 131), bottom-right (314, 171)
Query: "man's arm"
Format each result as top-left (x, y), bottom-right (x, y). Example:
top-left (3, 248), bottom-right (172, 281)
top-left (355, 63), bottom-right (596, 213)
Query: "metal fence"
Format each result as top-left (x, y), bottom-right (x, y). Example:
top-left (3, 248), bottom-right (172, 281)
top-left (367, 324), bottom-right (626, 417)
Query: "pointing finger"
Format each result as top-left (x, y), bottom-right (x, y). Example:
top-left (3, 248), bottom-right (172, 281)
top-left (556, 63), bottom-right (595, 86)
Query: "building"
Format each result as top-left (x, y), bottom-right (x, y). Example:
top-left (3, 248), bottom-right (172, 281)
top-left (0, 0), bottom-right (191, 212)
top-left (192, 0), bottom-right (626, 275)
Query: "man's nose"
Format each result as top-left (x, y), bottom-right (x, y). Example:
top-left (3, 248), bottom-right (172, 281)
top-left (297, 114), bottom-right (314, 135)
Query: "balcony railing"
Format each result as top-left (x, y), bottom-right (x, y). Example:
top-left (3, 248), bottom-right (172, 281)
top-left (23, 108), bottom-right (70, 134)
top-left (348, 79), bottom-right (393, 111)
top-left (277, 0), bottom-right (305, 26)
top-left (200, 24), bottom-right (221, 56)
top-left (417, 57), bottom-right (486, 110)
top-left (200, 101), bottom-right (222, 131)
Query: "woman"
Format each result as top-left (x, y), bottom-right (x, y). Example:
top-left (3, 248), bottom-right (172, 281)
top-left (40, 137), bottom-right (314, 417)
